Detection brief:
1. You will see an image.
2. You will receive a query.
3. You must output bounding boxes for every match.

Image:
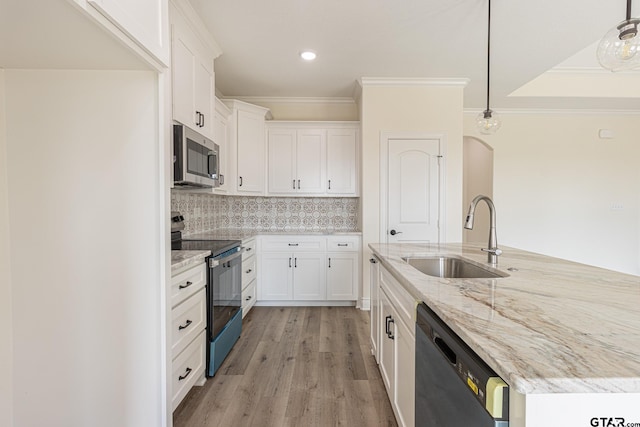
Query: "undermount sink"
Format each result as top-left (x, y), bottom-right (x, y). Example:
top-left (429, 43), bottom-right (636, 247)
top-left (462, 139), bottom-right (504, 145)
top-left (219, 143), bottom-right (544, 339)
top-left (402, 256), bottom-right (509, 279)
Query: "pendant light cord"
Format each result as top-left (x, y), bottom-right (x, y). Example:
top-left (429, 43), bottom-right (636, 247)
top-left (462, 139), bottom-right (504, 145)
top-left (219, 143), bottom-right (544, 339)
top-left (486, 0), bottom-right (492, 113)
top-left (627, 0), bottom-right (632, 21)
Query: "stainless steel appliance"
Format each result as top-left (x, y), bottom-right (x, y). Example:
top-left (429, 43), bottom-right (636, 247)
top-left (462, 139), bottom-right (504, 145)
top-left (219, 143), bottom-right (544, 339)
top-left (173, 123), bottom-right (220, 189)
top-left (171, 214), bottom-right (242, 377)
top-left (415, 303), bottom-right (509, 426)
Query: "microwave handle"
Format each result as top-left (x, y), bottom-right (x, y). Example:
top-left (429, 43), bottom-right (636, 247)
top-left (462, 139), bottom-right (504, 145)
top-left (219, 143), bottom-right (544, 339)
top-left (207, 151), bottom-right (216, 178)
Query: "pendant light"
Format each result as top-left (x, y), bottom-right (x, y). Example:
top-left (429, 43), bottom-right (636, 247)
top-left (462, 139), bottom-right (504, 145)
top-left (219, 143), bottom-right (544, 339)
top-left (476, 0), bottom-right (501, 135)
top-left (597, 0), bottom-right (640, 71)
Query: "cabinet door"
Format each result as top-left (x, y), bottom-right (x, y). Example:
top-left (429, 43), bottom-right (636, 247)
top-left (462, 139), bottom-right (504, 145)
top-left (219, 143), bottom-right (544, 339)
top-left (213, 109), bottom-right (228, 192)
top-left (326, 252), bottom-right (358, 300)
top-left (327, 128), bottom-right (358, 195)
top-left (296, 129), bottom-right (326, 194)
top-left (379, 289), bottom-right (395, 396)
top-left (237, 110), bottom-right (265, 194)
top-left (172, 28), bottom-right (196, 131)
top-left (394, 316), bottom-right (415, 427)
top-left (88, 0), bottom-right (169, 65)
top-left (292, 253), bottom-right (326, 300)
top-left (267, 129), bottom-right (297, 194)
top-left (370, 257), bottom-right (380, 361)
top-left (194, 60), bottom-right (214, 139)
top-left (259, 253), bottom-right (293, 300)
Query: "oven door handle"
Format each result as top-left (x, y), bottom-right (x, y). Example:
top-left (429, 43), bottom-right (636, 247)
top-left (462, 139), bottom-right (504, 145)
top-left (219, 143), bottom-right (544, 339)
top-left (209, 248), bottom-right (245, 268)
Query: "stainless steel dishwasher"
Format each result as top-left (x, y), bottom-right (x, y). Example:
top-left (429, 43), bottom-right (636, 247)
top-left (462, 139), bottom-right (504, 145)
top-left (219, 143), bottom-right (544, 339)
top-left (416, 303), bottom-right (509, 426)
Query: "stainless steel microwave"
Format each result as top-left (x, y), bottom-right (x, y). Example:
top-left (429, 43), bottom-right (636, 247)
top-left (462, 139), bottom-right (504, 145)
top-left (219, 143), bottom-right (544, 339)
top-left (173, 123), bottom-right (220, 189)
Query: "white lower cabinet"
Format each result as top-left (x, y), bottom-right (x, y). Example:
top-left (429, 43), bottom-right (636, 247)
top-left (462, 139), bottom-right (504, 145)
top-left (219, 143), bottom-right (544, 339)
top-left (370, 256), bottom-right (381, 360)
top-left (259, 252), bottom-right (325, 300)
top-left (241, 237), bottom-right (257, 317)
top-left (170, 261), bottom-right (207, 411)
top-left (376, 264), bottom-right (416, 427)
top-left (257, 235), bottom-right (360, 303)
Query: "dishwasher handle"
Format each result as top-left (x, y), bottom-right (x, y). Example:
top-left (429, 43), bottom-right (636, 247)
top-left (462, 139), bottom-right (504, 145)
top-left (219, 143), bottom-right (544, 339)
top-left (434, 333), bottom-right (457, 365)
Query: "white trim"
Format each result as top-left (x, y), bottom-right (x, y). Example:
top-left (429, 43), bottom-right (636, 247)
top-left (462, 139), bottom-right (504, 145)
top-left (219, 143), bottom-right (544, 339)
top-left (255, 301), bottom-right (356, 307)
top-left (358, 77), bottom-right (469, 88)
top-left (463, 108), bottom-right (640, 116)
top-left (379, 132), bottom-right (446, 245)
top-left (230, 96), bottom-right (357, 105)
top-left (220, 99), bottom-right (271, 117)
top-left (265, 120), bottom-right (360, 128)
top-left (548, 66), bottom-right (640, 75)
top-left (360, 297), bottom-right (371, 311)
top-left (170, 0), bottom-right (222, 58)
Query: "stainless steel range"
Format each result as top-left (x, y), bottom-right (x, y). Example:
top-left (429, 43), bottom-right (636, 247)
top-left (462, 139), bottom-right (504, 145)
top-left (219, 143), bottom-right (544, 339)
top-left (171, 213), bottom-right (243, 377)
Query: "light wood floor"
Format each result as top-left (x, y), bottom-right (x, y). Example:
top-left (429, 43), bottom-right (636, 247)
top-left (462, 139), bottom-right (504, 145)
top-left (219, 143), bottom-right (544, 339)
top-left (173, 306), bottom-right (398, 427)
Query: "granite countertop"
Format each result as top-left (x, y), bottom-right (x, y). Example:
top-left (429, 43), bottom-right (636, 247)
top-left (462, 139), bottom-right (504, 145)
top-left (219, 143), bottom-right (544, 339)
top-left (183, 228), bottom-right (362, 241)
top-left (171, 250), bottom-right (210, 272)
top-left (369, 242), bottom-right (640, 395)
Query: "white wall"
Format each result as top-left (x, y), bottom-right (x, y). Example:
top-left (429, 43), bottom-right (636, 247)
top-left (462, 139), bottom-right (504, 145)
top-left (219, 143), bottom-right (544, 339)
top-left (463, 137), bottom-right (494, 244)
top-left (0, 69), bottom-right (15, 427)
top-left (5, 69), bottom-right (164, 427)
top-left (360, 84), bottom-right (465, 304)
top-left (464, 112), bottom-right (640, 275)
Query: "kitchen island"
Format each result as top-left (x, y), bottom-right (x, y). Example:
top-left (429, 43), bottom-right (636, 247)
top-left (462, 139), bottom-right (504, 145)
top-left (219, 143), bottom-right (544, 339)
top-left (370, 242), bottom-right (640, 427)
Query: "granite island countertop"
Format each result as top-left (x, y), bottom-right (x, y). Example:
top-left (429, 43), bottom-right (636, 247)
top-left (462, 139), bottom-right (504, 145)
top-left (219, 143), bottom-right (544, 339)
top-left (369, 242), bottom-right (640, 395)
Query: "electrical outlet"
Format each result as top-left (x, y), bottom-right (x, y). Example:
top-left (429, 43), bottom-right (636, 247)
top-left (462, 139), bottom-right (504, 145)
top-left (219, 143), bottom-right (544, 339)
top-left (610, 203), bottom-right (624, 211)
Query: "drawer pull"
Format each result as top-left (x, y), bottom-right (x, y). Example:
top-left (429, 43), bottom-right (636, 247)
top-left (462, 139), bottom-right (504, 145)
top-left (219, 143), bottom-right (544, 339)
top-left (178, 281), bottom-right (193, 290)
top-left (178, 367), bottom-right (192, 381)
top-left (288, 243), bottom-right (299, 246)
top-left (337, 243), bottom-right (349, 247)
top-left (245, 296), bottom-right (252, 301)
top-left (246, 247), bottom-right (252, 252)
top-left (245, 268), bottom-right (252, 274)
top-left (178, 319), bottom-right (193, 331)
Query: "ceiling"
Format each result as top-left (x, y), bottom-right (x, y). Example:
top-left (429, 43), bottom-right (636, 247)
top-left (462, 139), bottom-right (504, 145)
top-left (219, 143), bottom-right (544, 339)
top-left (188, 0), bottom-right (640, 111)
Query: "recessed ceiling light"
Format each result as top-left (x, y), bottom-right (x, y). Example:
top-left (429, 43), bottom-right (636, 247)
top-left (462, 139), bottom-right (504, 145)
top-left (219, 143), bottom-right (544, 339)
top-left (300, 51), bottom-right (317, 61)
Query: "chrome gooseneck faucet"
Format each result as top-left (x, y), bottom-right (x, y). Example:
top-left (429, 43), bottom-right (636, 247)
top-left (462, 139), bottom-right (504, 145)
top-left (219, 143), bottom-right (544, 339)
top-left (464, 195), bottom-right (502, 265)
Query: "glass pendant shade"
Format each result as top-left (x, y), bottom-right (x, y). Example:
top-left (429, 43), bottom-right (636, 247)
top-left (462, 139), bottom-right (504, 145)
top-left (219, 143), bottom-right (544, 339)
top-left (598, 0), bottom-right (640, 72)
top-left (476, 109), bottom-right (502, 135)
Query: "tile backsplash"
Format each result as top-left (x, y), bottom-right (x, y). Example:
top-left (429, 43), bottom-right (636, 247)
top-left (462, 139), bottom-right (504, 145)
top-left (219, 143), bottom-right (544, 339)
top-left (171, 191), bottom-right (359, 236)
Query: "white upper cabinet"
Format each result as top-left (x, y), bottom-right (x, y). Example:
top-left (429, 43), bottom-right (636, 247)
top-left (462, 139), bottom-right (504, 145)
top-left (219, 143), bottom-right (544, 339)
top-left (266, 122), bottom-right (359, 197)
top-left (171, 19), bottom-right (214, 139)
top-left (268, 128), bottom-right (326, 195)
top-left (213, 98), bottom-right (231, 193)
top-left (87, 0), bottom-right (170, 66)
top-left (223, 100), bottom-right (271, 195)
top-left (327, 128), bottom-right (358, 195)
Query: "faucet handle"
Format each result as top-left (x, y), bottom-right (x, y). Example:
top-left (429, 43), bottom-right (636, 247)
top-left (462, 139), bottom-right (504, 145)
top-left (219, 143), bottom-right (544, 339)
top-left (482, 247), bottom-right (503, 256)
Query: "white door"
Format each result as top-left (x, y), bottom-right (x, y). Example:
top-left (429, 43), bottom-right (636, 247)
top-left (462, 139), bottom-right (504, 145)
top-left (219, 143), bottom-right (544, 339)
top-left (387, 138), bottom-right (441, 243)
top-left (258, 253), bottom-right (293, 300)
top-left (326, 253), bottom-right (357, 300)
top-left (237, 110), bottom-right (265, 194)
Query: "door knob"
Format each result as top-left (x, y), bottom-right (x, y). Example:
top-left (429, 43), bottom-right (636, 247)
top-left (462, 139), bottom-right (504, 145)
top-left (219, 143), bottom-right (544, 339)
top-left (389, 229), bottom-right (402, 236)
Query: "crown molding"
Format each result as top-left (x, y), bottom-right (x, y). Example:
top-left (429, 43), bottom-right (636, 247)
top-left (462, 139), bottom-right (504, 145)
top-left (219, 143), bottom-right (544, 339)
top-left (463, 108), bottom-right (640, 116)
top-left (358, 77), bottom-right (470, 88)
top-left (548, 66), bottom-right (640, 75)
top-left (230, 96), bottom-right (356, 105)
top-left (170, 0), bottom-right (222, 58)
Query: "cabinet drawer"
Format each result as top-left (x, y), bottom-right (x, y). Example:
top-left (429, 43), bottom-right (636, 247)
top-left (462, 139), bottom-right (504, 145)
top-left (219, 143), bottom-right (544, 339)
top-left (242, 279), bottom-right (256, 318)
top-left (171, 263), bottom-right (206, 308)
top-left (327, 236), bottom-right (360, 251)
top-left (381, 268), bottom-right (416, 330)
top-left (261, 236), bottom-right (326, 252)
top-left (242, 238), bottom-right (256, 261)
top-left (172, 330), bottom-right (206, 411)
top-left (242, 255), bottom-right (256, 287)
top-left (172, 288), bottom-right (206, 359)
